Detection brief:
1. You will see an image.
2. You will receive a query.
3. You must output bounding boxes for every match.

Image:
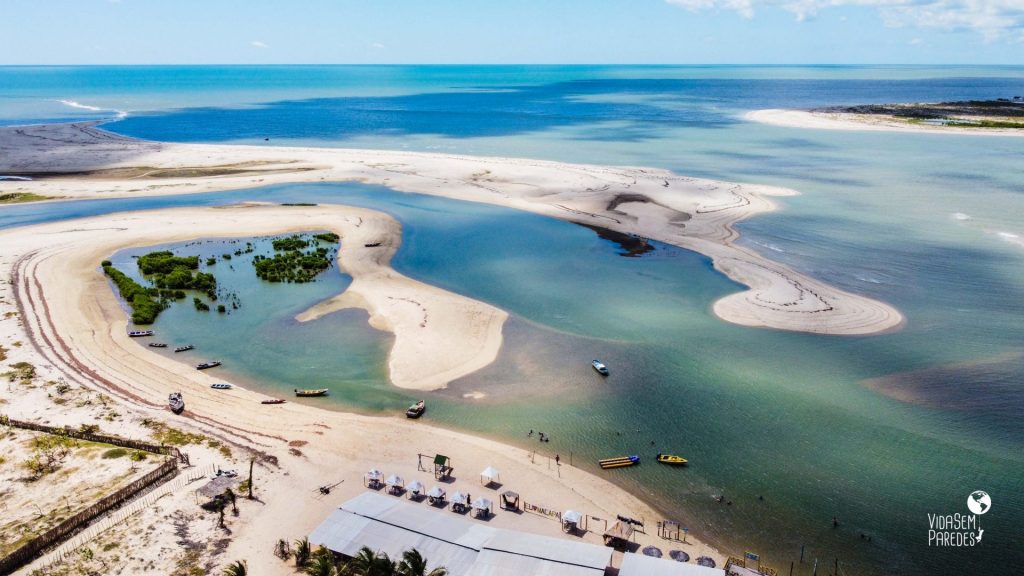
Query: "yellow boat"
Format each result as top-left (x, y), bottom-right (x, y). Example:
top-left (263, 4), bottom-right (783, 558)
top-left (656, 453), bottom-right (688, 465)
top-left (599, 455), bottom-right (640, 469)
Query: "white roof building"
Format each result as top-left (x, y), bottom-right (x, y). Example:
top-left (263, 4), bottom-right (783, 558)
top-left (310, 492), bottom-right (612, 576)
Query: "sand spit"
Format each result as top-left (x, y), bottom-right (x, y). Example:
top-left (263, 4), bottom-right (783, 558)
top-left (0, 123), bottom-right (903, 335)
top-left (746, 108), bottom-right (1024, 137)
top-left (0, 204), bottom-right (505, 392)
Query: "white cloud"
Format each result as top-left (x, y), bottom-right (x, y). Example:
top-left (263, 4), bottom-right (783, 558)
top-left (909, 36), bottom-right (925, 43)
top-left (370, 42), bottom-right (385, 49)
top-left (666, 0), bottom-right (1024, 40)
top-left (250, 40), bottom-right (268, 49)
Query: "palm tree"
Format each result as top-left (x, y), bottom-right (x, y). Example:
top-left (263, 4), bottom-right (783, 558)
top-left (295, 536), bottom-right (312, 567)
top-left (343, 546), bottom-right (395, 576)
top-left (223, 560), bottom-right (247, 576)
top-left (305, 547), bottom-right (338, 576)
top-left (397, 549), bottom-right (448, 576)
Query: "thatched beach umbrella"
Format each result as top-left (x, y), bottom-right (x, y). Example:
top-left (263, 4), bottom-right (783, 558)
top-left (642, 545), bottom-right (663, 558)
top-left (696, 556), bottom-right (716, 568)
top-left (669, 550), bottom-right (690, 563)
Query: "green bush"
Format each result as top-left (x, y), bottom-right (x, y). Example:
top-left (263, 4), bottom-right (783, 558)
top-left (272, 235), bottom-right (310, 251)
top-left (102, 448), bottom-right (128, 459)
top-left (137, 251), bottom-right (199, 275)
top-left (102, 264), bottom-right (167, 324)
top-left (313, 232), bottom-right (339, 243)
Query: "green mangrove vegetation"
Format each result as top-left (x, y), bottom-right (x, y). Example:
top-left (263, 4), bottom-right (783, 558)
top-left (103, 248), bottom-right (226, 323)
top-left (253, 233), bottom-right (338, 283)
top-left (271, 235), bottom-right (311, 251)
top-left (104, 234), bottom-right (334, 325)
top-left (0, 192), bottom-right (55, 204)
top-left (313, 232), bottom-right (340, 243)
top-left (101, 263), bottom-right (168, 324)
top-left (137, 251), bottom-right (216, 297)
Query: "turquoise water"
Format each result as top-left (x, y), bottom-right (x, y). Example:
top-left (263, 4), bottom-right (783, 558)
top-left (2, 66), bottom-right (1023, 575)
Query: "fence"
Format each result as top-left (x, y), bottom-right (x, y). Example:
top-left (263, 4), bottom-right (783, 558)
top-left (0, 415), bottom-right (180, 459)
top-left (0, 417), bottom-right (187, 575)
top-left (31, 465), bottom-right (210, 573)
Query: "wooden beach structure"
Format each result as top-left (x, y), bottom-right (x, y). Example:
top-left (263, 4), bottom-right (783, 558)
top-left (433, 454), bottom-right (453, 480)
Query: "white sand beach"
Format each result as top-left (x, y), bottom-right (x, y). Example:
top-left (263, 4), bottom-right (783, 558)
top-left (0, 122), bottom-right (904, 336)
top-left (746, 108), bottom-right (1024, 137)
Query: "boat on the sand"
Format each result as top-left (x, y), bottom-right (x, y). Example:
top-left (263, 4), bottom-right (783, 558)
top-left (261, 398), bottom-right (286, 405)
top-left (196, 361), bottom-right (221, 370)
top-left (168, 392), bottom-right (185, 414)
top-left (592, 359), bottom-right (609, 375)
top-left (128, 330), bottom-right (154, 337)
top-left (211, 383), bottom-right (232, 390)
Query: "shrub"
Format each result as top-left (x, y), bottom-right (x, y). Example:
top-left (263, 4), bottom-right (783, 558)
top-left (102, 448), bottom-right (128, 459)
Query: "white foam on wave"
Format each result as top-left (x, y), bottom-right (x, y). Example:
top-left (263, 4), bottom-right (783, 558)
top-left (57, 99), bottom-right (128, 119)
top-left (951, 212), bottom-right (971, 221)
top-left (996, 231), bottom-right (1024, 248)
top-left (58, 99), bottom-right (103, 112)
top-left (751, 239), bottom-right (785, 253)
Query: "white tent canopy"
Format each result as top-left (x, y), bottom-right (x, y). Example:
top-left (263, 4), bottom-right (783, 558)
top-left (427, 486), bottom-right (446, 499)
top-left (385, 474), bottom-right (404, 487)
top-left (407, 480), bottom-right (425, 494)
top-left (472, 497), bottom-right (493, 510)
top-left (366, 468), bottom-right (383, 480)
top-left (480, 466), bottom-right (500, 483)
top-left (563, 510), bottom-right (583, 524)
top-left (451, 491), bottom-right (469, 505)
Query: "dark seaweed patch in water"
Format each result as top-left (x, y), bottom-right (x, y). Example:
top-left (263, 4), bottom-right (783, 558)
top-left (577, 222), bottom-right (655, 257)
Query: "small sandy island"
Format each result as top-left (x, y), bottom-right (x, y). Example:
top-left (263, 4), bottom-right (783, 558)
top-left (0, 122), bottom-right (903, 336)
top-left (747, 100), bottom-right (1024, 137)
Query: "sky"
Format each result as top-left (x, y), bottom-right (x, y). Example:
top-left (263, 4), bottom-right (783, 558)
top-left (1, 0), bottom-right (1022, 65)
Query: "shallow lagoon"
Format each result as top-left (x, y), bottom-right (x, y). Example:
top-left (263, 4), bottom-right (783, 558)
top-left (3, 64), bottom-right (1024, 574)
top-left (14, 180), bottom-right (1012, 575)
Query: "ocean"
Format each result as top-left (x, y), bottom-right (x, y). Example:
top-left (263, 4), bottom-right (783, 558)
top-left (1, 65), bottom-right (1022, 575)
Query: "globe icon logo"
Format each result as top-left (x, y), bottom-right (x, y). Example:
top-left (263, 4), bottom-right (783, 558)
top-left (967, 491), bottom-right (991, 515)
